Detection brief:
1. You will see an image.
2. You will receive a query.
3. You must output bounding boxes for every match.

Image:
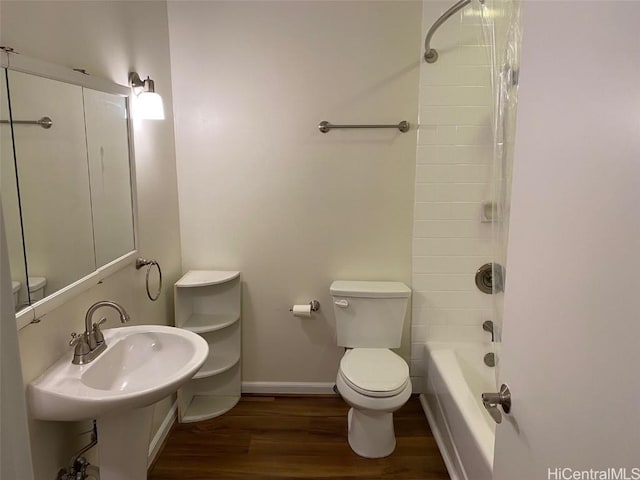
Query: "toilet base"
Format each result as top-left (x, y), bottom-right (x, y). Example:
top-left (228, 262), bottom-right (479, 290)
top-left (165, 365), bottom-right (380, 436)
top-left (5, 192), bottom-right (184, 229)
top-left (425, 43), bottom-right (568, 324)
top-left (347, 407), bottom-right (396, 458)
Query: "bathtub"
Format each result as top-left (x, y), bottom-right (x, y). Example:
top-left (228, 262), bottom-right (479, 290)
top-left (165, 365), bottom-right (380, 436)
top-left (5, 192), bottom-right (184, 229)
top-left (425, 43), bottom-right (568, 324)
top-left (420, 341), bottom-right (496, 480)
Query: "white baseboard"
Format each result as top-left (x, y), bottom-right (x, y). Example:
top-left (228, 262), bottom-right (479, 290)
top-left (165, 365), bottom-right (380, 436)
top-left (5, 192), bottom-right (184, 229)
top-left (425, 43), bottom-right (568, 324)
top-left (241, 381), bottom-right (335, 395)
top-left (147, 400), bottom-right (177, 468)
top-left (420, 393), bottom-right (461, 480)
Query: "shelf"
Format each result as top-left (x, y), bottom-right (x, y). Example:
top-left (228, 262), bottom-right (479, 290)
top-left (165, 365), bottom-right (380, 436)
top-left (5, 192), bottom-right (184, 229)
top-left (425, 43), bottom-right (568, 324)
top-left (193, 350), bottom-right (241, 379)
top-left (181, 313), bottom-right (240, 334)
top-left (175, 270), bottom-right (240, 288)
top-left (176, 269), bottom-right (241, 424)
top-left (181, 395), bottom-right (240, 423)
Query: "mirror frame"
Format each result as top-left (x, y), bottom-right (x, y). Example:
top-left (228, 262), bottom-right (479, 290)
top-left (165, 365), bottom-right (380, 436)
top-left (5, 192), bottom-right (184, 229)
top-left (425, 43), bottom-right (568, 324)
top-left (0, 51), bottom-right (139, 330)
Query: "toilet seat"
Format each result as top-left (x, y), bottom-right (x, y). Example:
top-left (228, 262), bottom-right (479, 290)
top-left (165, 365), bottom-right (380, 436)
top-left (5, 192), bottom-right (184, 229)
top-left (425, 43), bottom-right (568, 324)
top-left (339, 348), bottom-right (409, 398)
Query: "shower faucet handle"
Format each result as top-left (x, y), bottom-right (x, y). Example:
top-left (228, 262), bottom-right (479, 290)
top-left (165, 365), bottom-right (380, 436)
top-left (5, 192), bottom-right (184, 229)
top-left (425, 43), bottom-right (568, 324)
top-left (482, 320), bottom-right (495, 342)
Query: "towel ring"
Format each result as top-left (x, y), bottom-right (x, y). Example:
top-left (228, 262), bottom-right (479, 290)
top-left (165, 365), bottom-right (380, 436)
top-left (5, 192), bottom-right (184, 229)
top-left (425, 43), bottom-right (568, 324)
top-left (135, 257), bottom-right (162, 301)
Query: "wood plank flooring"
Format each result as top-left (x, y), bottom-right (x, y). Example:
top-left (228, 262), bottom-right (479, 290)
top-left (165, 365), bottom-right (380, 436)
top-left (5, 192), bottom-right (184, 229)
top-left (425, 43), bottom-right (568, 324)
top-left (149, 395), bottom-right (450, 480)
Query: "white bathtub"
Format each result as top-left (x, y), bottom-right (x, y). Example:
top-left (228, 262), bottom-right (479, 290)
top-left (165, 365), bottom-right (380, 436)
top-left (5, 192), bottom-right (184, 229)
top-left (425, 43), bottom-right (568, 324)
top-left (420, 341), bottom-right (496, 480)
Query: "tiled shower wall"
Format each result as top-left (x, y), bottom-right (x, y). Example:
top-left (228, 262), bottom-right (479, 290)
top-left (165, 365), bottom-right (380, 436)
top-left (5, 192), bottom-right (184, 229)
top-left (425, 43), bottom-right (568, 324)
top-left (410, 1), bottom-right (494, 380)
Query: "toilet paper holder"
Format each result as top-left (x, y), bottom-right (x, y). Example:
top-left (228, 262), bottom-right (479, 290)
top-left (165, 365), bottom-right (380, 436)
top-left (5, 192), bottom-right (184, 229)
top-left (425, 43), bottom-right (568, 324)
top-left (289, 300), bottom-right (320, 312)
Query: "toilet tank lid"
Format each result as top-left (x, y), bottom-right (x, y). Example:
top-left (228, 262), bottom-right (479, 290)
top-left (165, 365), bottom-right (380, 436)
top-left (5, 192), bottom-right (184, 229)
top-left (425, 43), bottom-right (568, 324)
top-left (330, 281), bottom-right (411, 298)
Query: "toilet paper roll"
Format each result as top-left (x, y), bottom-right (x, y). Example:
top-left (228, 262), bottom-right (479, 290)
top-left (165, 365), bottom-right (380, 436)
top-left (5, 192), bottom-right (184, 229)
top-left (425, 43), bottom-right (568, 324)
top-left (292, 304), bottom-right (312, 317)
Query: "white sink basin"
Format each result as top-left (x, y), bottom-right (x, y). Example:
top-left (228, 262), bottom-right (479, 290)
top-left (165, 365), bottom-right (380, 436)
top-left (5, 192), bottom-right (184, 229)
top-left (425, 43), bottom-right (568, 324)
top-left (29, 325), bottom-right (209, 421)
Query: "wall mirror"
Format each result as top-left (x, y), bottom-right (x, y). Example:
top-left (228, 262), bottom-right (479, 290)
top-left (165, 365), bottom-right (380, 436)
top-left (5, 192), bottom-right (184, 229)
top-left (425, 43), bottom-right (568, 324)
top-left (0, 52), bottom-right (137, 328)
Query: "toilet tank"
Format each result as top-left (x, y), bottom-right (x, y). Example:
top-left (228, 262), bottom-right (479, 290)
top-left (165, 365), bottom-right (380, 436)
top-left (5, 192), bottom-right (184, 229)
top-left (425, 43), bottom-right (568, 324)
top-left (330, 281), bottom-right (411, 348)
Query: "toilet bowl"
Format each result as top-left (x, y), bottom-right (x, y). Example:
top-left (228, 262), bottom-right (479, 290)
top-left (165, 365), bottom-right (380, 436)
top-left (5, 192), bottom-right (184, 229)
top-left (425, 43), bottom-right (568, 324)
top-left (28, 277), bottom-right (47, 302)
top-left (336, 348), bottom-right (411, 458)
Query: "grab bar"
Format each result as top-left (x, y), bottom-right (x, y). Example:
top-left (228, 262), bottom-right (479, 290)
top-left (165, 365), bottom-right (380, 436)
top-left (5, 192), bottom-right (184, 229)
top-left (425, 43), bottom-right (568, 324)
top-left (424, 0), bottom-right (472, 63)
top-left (318, 120), bottom-right (410, 133)
top-left (0, 116), bottom-right (52, 129)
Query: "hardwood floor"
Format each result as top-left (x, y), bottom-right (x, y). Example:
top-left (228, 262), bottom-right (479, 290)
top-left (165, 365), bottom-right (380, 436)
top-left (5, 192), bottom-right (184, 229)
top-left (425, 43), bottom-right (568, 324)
top-left (149, 395), bottom-right (450, 480)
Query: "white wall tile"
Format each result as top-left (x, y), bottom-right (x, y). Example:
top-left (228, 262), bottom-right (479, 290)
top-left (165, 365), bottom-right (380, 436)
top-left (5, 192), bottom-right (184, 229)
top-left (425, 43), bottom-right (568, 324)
top-left (410, 361), bottom-right (424, 377)
top-left (456, 126), bottom-right (493, 145)
top-left (412, 307), bottom-right (491, 326)
top-left (426, 325), bottom-right (450, 342)
top-left (446, 325), bottom-right (488, 343)
top-left (413, 255), bottom-right (491, 273)
top-left (414, 202), bottom-right (483, 220)
top-left (413, 220), bottom-right (490, 238)
top-left (418, 125), bottom-right (492, 146)
top-left (416, 145), bottom-right (493, 164)
top-left (420, 106), bottom-right (491, 126)
top-left (422, 67), bottom-right (465, 86)
top-left (412, 324), bottom-right (428, 343)
top-left (456, 45), bottom-right (491, 66)
top-left (410, 375), bottom-right (424, 394)
top-left (415, 183), bottom-right (489, 202)
top-left (457, 66), bottom-right (492, 87)
top-left (412, 0), bottom-right (492, 350)
top-left (411, 343), bottom-right (425, 362)
top-left (416, 164), bottom-right (490, 183)
top-left (421, 86), bottom-right (491, 107)
top-left (458, 24), bottom-right (487, 46)
top-left (414, 237), bottom-right (492, 256)
top-left (460, 6), bottom-right (483, 25)
top-left (411, 307), bottom-right (429, 326)
top-left (413, 273), bottom-right (475, 291)
top-left (413, 291), bottom-right (491, 309)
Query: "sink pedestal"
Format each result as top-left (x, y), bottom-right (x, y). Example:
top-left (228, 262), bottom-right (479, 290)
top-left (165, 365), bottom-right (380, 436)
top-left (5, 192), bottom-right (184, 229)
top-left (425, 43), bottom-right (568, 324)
top-left (97, 406), bottom-right (153, 480)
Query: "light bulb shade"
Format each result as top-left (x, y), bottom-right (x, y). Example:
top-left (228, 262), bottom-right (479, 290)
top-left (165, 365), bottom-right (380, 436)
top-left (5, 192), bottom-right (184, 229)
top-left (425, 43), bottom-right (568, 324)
top-left (134, 91), bottom-right (165, 120)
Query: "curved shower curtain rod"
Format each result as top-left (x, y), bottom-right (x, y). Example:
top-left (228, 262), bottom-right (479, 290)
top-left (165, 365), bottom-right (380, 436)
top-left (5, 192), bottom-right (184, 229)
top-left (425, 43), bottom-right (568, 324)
top-left (424, 0), bottom-right (478, 63)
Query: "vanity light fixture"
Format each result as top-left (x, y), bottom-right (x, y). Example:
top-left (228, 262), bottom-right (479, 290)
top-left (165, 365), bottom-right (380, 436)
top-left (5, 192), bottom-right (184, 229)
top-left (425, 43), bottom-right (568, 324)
top-left (129, 72), bottom-right (165, 120)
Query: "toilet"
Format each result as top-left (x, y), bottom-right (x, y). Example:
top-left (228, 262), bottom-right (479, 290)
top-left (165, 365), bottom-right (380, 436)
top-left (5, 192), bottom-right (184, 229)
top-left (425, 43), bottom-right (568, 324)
top-left (28, 276), bottom-right (47, 302)
top-left (330, 280), bottom-right (412, 458)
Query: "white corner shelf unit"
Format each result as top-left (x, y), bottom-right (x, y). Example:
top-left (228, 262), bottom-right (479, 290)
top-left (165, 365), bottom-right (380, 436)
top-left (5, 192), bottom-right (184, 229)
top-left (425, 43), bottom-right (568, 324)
top-left (175, 270), bottom-right (241, 423)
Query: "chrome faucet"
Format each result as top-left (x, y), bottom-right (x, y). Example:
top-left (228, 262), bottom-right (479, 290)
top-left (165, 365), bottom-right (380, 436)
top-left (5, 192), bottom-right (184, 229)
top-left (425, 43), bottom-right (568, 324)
top-left (70, 301), bottom-right (130, 365)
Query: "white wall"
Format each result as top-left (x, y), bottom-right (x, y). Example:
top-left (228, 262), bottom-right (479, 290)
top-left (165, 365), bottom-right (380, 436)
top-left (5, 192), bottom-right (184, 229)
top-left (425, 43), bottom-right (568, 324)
top-left (0, 1), bottom-right (182, 478)
top-left (494, 1), bottom-right (640, 477)
top-left (411, 1), bottom-right (494, 381)
top-left (168, 1), bottom-right (422, 386)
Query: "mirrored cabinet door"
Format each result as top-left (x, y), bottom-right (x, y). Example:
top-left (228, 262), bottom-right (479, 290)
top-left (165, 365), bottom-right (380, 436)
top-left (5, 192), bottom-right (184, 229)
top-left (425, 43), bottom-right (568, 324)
top-left (83, 88), bottom-right (135, 268)
top-left (8, 70), bottom-right (96, 303)
top-left (0, 68), bottom-right (29, 312)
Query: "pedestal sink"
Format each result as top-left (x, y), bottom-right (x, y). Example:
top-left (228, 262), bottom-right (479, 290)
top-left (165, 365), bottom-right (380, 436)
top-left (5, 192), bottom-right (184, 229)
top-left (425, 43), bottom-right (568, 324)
top-left (29, 325), bottom-right (209, 480)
